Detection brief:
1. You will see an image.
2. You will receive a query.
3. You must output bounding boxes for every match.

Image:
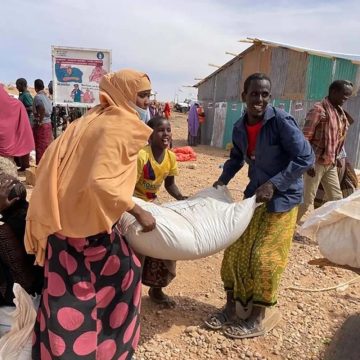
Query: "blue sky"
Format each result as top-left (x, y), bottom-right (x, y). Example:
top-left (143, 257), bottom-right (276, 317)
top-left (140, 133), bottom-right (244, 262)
top-left (1, 0), bottom-right (360, 101)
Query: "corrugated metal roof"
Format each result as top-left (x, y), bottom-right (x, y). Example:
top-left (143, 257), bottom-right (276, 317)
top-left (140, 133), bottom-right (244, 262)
top-left (246, 38), bottom-right (360, 63)
top-left (195, 37), bottom-right (360, 88)
top-left (194, 45), bottom-right (256, 87)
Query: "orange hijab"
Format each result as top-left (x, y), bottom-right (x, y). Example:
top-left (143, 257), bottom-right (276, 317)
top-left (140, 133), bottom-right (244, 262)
top-left (25, 69), bottom-right (152, 265)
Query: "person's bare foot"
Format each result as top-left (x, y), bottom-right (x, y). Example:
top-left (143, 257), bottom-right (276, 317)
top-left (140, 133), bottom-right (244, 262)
top-left (148, 287), bottom-right (176, 308)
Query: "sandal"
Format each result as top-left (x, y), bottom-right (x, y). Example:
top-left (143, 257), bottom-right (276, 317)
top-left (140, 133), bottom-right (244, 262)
top-left (204, 311), bottom-right (232, 330)
top-left (262, 307), bottom-right (281, 332)
top-left (224, 319), bottom-right (265, 339)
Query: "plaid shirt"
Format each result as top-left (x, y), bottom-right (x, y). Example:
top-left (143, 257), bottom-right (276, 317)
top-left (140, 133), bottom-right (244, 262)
top-left (302, 98), bottom-right (349, 165)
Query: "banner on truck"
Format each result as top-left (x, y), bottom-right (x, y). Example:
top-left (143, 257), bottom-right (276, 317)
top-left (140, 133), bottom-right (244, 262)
top-left (52, 46), bottom-right (111, 107)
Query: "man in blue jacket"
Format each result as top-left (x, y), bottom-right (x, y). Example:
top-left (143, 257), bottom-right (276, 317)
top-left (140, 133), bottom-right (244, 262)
top-left (205, 73), bottom-right (314, 339)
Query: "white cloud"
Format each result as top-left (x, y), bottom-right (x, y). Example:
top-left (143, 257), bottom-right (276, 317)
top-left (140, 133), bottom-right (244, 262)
top-left (1, 0), bottom-right (360, 100)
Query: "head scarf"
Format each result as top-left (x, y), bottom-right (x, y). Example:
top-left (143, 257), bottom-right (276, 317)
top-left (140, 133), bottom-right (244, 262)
top-left (188, 103), bottom-right (200, 137)
top-left (0, 86), bottom-right (34, 157)
top-left (25, 69), bottom-right (152, 265)
top-left (164, 102), bottom-right (171, 112)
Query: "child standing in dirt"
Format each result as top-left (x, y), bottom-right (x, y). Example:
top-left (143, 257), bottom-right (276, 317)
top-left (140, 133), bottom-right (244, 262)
top-left (134, 115), bottom-right (187, 306)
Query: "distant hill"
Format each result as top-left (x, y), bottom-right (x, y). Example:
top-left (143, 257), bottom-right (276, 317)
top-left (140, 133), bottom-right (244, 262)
top-left (1, 83), bottom-right (40, 97)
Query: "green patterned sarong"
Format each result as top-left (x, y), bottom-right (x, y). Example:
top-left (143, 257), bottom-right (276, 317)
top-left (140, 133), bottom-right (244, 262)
top-left (221, 204), bottom-right (298, 307)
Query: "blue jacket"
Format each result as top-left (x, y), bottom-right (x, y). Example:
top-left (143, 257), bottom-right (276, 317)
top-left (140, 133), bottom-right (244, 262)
top-left (219, 105), bottom-right (314, 212)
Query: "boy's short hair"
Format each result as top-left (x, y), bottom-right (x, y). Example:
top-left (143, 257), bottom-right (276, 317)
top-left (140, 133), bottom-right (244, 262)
top-left (16, 78), bottom-right (27, 88)
top-left (329, 80), bottom-right (353, 94)
top-left (34, 79), bottom-right (45, 90)
top-left (243, 73), bottom-right (271, 93)
top-left (147, 115), bottom-right (168, 130)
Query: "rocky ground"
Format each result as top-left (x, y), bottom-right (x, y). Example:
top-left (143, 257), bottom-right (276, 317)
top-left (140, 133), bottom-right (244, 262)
top-left (135, 113), bottom-right (360, 360)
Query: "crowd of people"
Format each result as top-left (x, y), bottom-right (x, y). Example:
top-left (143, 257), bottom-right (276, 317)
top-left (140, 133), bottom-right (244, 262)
top-left (0, 69), bottom-right (357, 359)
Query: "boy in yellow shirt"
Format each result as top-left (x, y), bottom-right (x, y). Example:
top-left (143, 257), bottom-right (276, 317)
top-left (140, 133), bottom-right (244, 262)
top-left (135, 116), bottom-right (186, 306)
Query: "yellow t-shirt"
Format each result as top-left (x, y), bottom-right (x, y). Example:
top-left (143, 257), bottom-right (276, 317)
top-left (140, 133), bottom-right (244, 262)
top-left (134, 145), bottom-right (179, 201)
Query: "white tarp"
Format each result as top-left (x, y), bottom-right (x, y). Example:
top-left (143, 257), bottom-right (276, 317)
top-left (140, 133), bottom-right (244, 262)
top-left (52, 46), bottom-right (111, 108)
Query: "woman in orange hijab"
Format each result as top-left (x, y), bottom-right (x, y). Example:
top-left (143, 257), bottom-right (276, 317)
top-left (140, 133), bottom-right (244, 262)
top-left (27, 69), bottom-right (155, 360)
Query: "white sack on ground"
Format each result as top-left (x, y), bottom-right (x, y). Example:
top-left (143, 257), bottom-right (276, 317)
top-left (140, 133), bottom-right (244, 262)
top-left (299, 189), bottom-right (360, 268)
top-left (119, 186), bottom-right (257, 260)
top-left (0, 283), bottom-right (38, 360)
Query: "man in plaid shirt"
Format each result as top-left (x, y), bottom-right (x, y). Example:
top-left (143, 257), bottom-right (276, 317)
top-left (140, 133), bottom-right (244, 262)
top-left (297, 80), bottom-right (354, 222)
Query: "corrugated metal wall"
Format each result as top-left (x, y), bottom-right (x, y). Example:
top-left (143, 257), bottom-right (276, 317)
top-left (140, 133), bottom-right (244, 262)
top-left (333, 58), bottom-right (357, 83)
top-left (224, 60), bottom-right (242, 101)
top-left (197, 77), bottom-right (215, 101)
top-left (354, 66), bottom-right (360, 95)
top-left (284, 51), bottom-right (308, 100)
top-left (241, 47), bottom-right (261, 89)
top-left (211, 102), bottom-right (228, 147)
top-left (198, 59), bottom-right (243, 104)
top-left (222, 102), bottom-right (243, 147)
top-left (241, 46), bottom-right (272, 92)
top-left (201, 101), bottom-right (215, 145)
top-left (306, 55), bottom-right (333, 100)
top-left (290, 100), bottom-right (318, 128)
top-left (270, 47), bottom-right (289, 99)
top-left (259, 46), bottom-right (272, 75)
top-left (214, 69), bottom-right (228, 102)
top-left (198, 58), bottom-right (243, 144)
top-left (197, 46), bottom-right (360, 165)
top-left (344, 95), bottom-right (360, 169)
top-left (272, 99), bottom-right (291, 113)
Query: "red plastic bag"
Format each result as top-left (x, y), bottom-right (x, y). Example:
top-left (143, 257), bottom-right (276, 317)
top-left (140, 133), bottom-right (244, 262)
top-left (172, 147), bottom-right (197, 162)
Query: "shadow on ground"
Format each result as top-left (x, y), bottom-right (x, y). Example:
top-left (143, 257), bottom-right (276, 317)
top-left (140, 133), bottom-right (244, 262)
top-left (308, 258), bottom-right (360, 275)
top-left (323, 315), bottom-right (360, 360)
top-left (139, 295), bottom-right (219, 343)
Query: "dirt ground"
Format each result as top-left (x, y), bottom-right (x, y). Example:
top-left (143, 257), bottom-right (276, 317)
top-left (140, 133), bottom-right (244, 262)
top-left (135, 113), bottom-right (360, 360)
